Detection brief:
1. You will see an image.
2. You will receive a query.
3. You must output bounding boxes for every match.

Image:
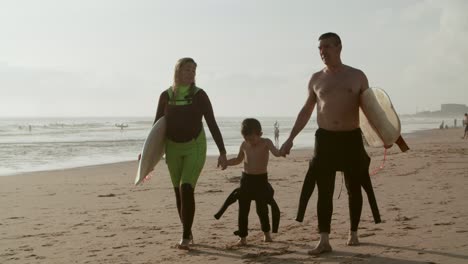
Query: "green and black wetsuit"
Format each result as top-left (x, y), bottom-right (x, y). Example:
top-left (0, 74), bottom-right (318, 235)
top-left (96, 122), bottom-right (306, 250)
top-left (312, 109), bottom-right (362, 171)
top-left (154, 84), bottom-right (226, 240)
top-left (154, 85), bottom-right (226, 188)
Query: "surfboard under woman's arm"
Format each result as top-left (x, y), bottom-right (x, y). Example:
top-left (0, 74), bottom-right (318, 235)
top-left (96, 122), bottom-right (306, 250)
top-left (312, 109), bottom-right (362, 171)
top-left (153, 91), bottom-right (168, 125)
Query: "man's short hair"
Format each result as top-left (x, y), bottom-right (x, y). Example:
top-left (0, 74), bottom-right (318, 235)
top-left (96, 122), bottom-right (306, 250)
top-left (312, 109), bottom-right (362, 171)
top-left (241, 118), bottom-right (262, 136)
top-left (319, 32), bottom-right (342, 46)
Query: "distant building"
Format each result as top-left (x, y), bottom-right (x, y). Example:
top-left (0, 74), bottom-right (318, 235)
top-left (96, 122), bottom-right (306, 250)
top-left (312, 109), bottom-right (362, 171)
top-left (441, 104), bottom-right (468, 114)
top-left (408, 103), bottom-right (468, 118)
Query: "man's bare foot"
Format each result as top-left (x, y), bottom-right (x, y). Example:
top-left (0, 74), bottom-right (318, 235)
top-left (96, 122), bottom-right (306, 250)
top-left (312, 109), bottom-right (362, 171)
top-left (177, 238), bottom-right (190, 250)
top-left (346, 231), bottom-right (360, 246)
top-left (236, 237), bottom-right (247, 246)
top-left (263, 232), bottom-right (273, 242)
top-left (308, 241), bottom-right (332, 255)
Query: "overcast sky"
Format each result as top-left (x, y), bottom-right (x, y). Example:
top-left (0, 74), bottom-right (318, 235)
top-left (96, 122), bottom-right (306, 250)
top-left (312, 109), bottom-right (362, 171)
top-left (0, 0), bottom-right (467, 117)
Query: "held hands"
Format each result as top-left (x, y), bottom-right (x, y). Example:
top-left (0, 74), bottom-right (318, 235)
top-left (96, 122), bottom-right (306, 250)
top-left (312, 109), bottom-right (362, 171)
top-left (217, 153), bottom-right (227, 170)
top-left (280, 139), bottom-right (293, 157)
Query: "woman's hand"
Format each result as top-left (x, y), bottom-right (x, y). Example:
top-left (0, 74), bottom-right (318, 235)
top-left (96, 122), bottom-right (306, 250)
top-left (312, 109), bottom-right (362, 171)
top-left (217, 153), bottom-right (227, 170)
top-left (280, 138), bottom-right (293, 156)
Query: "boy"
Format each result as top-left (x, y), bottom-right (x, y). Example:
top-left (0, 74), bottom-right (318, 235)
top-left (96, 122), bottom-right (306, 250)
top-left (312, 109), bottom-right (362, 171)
top-left (226, 118), bottom-right (282, 246)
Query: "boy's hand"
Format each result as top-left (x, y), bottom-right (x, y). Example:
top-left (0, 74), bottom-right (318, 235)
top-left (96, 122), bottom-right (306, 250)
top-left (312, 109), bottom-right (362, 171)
top-left (217, 153), bottom-right (227, 170)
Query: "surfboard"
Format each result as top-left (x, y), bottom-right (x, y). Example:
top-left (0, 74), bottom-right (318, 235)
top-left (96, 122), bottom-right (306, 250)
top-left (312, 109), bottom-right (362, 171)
top-left (135, 117), bottom-right (167, 185)
top-left (359, 88), bottom-right (401, 147)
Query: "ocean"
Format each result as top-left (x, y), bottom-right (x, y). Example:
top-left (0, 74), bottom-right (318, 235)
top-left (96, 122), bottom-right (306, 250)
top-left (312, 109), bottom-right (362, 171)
top-left (0, 116), bottom-right (456, 176)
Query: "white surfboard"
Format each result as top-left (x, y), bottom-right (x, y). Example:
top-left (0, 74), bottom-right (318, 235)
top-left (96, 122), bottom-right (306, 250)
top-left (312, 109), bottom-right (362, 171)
top-left (135, 117), bottom-right (167, 185)
top-left (359, 88), bottom-right (401, 147)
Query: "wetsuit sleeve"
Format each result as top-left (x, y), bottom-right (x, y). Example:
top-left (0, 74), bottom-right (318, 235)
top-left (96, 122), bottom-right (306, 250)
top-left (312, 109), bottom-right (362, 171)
top-left (153, 91), bottom-right (167, 125)
top-left (199, 90), bottom-right (226, 155)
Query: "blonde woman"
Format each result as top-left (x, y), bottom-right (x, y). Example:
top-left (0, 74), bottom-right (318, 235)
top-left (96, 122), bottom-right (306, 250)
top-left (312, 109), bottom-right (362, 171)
top-left (153, 57), bottom-right (227, 249)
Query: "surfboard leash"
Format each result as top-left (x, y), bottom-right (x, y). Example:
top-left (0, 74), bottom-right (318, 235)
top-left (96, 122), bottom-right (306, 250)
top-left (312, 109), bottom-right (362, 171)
top-left (370, 148), bottom-right (387, 176)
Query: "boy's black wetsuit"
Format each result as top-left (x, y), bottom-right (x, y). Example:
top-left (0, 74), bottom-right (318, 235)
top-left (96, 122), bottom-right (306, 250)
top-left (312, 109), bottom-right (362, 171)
top-left (296, 128), bottom-right (381, 233)
top-left (214, 180), bottom-right (280, 233)
top-left (215, 173), bottom-right (279, 237)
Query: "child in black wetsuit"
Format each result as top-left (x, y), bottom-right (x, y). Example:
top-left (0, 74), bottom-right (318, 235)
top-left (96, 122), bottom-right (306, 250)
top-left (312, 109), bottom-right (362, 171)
top-left (225, 118), bottom-right (282, 246)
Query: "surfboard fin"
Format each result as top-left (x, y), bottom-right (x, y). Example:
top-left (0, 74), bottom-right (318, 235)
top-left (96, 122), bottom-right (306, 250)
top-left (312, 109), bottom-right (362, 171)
top-left (395, 136), bottom-right (409, 152)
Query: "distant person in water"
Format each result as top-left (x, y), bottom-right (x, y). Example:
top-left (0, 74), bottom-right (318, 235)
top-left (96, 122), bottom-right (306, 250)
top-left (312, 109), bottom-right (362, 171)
top-left (225, 118), bottom-right (282, 246)
top-left (274, 121), bottom-right (280, 148)
top-left (463, 113), bottom-right (468, 139)
top-left (115, 123), bottom-right (128, 130)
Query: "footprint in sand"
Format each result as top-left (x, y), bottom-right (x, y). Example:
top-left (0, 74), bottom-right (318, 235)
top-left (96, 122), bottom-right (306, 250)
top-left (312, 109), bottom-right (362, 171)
top-left (6, 216), bottom-right (25, 220)
top-left (354, 253), bottom-right (372, 259)
top-left (387, 206), bottom-right (401, 212)
top-left (360, 232), bottom-right (376, 238)
top-left (395, 215), bottom-right (417, 222)
top-left (434, 222), bottom-right (455, 226)
top-left (401, 226), bottom-right (417, 230)
top-left (97, 193), bottom-right (116, 198)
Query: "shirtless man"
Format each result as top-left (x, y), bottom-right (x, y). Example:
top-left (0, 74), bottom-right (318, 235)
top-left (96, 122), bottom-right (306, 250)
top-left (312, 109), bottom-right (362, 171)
top-left (281, 32), bottom-right (381, 254)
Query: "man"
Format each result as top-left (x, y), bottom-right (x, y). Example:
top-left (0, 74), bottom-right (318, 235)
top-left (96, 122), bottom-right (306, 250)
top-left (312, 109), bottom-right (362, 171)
top-left (280, 32), bottom-right (384, 255)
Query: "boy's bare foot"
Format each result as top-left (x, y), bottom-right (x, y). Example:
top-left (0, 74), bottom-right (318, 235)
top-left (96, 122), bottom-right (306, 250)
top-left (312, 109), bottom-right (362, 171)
top-left (307, 242), bottom-right (332, 255)
top-left (236, 237), bottom-right (247, 246)
top-left (346, 231), bottom-right (360, 246)
top-left (263, 232), bottom-right (273, 242)
top-left (177, 238), bottom-right (190, 250)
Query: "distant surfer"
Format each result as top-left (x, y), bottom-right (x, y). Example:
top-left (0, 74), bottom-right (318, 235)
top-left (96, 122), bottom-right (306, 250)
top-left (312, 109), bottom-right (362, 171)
top-left (115, 123), bottom-right (128, 130)
top-left (280, 33), bottom-right (391, 255)
top-left (463, 113), bottom-right (468, 139)
top-left (152, 58), bottom-right (227, 250)
top-left (274, 121), bottom-right (280, 148)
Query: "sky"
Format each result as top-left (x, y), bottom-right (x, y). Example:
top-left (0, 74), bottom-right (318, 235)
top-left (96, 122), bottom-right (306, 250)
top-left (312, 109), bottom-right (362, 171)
top-left (0, 0), bottom-right (467, 117)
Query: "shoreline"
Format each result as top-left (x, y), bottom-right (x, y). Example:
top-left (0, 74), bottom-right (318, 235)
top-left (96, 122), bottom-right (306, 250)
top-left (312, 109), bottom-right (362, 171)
top-left (1, 127), bottom-right (454, 178)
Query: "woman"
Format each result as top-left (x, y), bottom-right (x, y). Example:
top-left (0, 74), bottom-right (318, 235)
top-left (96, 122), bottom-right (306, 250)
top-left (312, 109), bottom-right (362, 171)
top-left (153, 57), bottom-right (227, 250)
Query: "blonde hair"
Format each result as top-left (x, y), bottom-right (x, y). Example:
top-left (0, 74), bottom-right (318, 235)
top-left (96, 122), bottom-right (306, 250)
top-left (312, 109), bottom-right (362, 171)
top-left (173, 57), bottom-right (197, 89)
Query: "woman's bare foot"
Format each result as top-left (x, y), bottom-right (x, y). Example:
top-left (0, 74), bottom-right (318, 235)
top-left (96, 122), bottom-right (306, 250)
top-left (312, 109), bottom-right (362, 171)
top-left (177, 238), bottom-right (190, 250)
top-left (263, 232), bottom-right (273, 242)
top-left (308, 233), bottom-right (332, 255)
top-left (307, 242), bottom-right (332, 255)
top-left (346, 231), bottom-right (360, 246)
top-left (236, 237), bottom-right (247, 246)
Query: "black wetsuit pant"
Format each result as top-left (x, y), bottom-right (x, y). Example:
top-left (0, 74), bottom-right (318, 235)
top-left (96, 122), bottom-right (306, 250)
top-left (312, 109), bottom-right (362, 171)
top-left (311, 128), bottom-right (369, 233)
top-left (237, 173), bottom-right (271, 238)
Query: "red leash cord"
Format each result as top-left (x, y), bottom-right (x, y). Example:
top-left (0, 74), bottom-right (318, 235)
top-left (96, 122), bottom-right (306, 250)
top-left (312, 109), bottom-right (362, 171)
top-left (370, 148), bottom-right (387, 176)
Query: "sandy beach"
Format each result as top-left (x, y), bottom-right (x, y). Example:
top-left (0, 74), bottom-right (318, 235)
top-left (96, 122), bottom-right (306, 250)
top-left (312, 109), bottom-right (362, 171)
top-left (1, 128), bottom-right (467, 264)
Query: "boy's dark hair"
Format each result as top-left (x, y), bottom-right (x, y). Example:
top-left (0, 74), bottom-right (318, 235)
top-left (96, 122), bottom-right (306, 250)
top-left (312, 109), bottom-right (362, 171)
top-left (318, 32), bottom-right (341, 46)
top-left (241, 118), bottom-right (262, 136)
